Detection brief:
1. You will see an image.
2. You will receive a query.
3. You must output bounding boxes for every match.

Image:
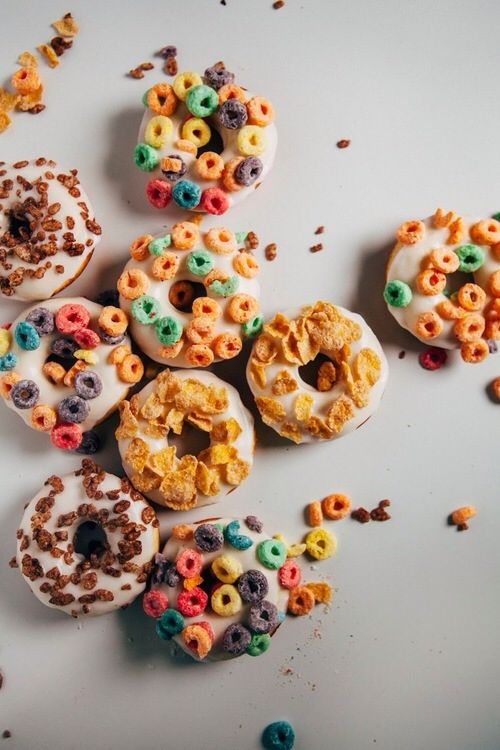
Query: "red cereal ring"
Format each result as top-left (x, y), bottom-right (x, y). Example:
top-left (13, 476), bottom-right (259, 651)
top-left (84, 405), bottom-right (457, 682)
top-left (418, 346), bottom-right (447, 370)
top-left (50, 422), bottom-right (83, 451)
top-left (73, 328), bottom-right (101, 349)
top-left (175, 548), bottom-right (203, 578)
top-left (142, 590), bottom-right (169, 618)
top-left (200, 187), bottom-right (229, 215)
top-left (278, 559), bottom-right (302, 589)
top-left (146, 179), bottom-right (172, 209)
top-left (55, 303), bottom-right (90, 334)
top-left (177, 586), bottom-right (208, 617)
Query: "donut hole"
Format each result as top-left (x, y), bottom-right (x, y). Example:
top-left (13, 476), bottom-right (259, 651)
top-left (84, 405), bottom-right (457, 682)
top-left (8, 207), bottom-right (32, 240)
top-left (298, 353), bottom-right (337, 391)
top-left (443, 270), bottom-right (473, 296)
top-left (169, 280), bottom-right (206, 312)
top-left (168, 421), bottom-right (211, 457)
top-left (73, 521), bottom-right (108, 559)
top-left (197, 125), bottom-right (224, 157)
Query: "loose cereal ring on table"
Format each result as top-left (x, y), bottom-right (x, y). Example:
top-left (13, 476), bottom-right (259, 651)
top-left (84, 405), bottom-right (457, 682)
top-left (246, 301), bottom-right (389, 444)
top-left (134, 63), bottom-right (277, 214)
top-left (0, 297), bottom-right (143, 451)
top-left (15, 460), bottom-right (159, 617)
top-left (116, 369), bottom-right (254, 510)
top-left (0, 158), bottom-right (101, 300)
top-left (117, 223), bottom-right (261, 367)
top-left (384, 209), bottom-right (500, 363)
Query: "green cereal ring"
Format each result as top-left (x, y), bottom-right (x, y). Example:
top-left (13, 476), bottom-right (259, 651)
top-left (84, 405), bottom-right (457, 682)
top-left (383, 279), bottom-right (412, 307)
top-left (242, 314), bottom-right (263, 338)
top-left (156, 608), bottom-right (184, 640)
top-left (235, 231), bottom-right (248, 244)
top-left (185, 84), bottom-right (219, 118)
top-left (492, 212), bottom-right (500, 222)
top-left (142, 90), bottom-right (149, 107)
top-left (186, 250), bottom-right (214, 277)
top-left (155, 315), bottom-right (182, 345)
top-left (134, 143), bottom-right (160, 172)
top-left (149, 235), bottom-right (171, 256)
top-left (131, 295), bottom-right (161, 325)
top-left (209, 275), bottom-right (240, 298)
top-left (247, 632), bottom-right (271, 657)
top-left (455, 244), bottom-right (485, 273)
top-left (257, 539), bottom-right (287, 570)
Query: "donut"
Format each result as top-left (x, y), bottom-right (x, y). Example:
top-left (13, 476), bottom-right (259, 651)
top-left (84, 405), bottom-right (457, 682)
top-left (0, 297), bottom-right (143, 451)
top-left (246, 300), bottom-right (389, 443)
top-left (134, 63), bottom-right (277, 214)
top-left (116, 369), bottom-right (254, 510)
top-left (15, 460), bottom-right (160, 617)
top-left (384, 210), bottom-right (500, 363)
top-left (0, 158), bottom-right (101, 300)
top-left (143, 516), bottom-right (290, 662)
top-left (117, 223), bottom-right (261, 367)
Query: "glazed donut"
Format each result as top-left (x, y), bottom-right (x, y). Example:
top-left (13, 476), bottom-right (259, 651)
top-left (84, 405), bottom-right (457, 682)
top-left (117, 223), bottom-right (261, 367)
top-left (0, 158), bottom-right (101, 300)
top-left (0, 297), bottom-right (143, 451)
top-left (143, 516), bottom-right (290, 662)
top-left (384, 209), bottom-right (500, 363)
top-left (116, 368), bottom-right (254, 510)
top-left (246, 300), bottom-right (389, 444)
top-left (134, 63), bottom-right (277, 214)
top-left (15, 460), bottom-right (159, 617)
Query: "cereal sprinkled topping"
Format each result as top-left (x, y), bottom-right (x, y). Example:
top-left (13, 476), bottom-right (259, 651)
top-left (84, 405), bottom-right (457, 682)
top-left (336, 139), bottom-right (351, 149)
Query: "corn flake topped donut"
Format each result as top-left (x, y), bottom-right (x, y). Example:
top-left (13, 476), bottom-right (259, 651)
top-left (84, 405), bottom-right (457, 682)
top-left (0, 297), bottom-right (143, 451)
top-left (116, 369), bottom-right (254, 510)
top-left (0, 158), bottom-right (101, 300)
top-left (384, 209), bottom-right (500, 363)
top-left (134, 63), bottom-right (277, 214)
top-left (246, 301), bottom-right (389, 443)
top-left (118, 223), bottom-right (261, 367)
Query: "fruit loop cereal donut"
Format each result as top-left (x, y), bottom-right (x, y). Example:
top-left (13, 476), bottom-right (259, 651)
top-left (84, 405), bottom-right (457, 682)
top-left (134, 63), bottom-right (277, 214)
top-left (15, 460), bottom-right (159, 617)
top-left (116, 369), bottom-right (254, 510)
top-left (117, 223), bottom-right (261, 367)
top-left (0, 297), bottom-right (143, 451)
top-left (246, 301), bottom-right (389, 443)
top-left (143, 516), bottom-right (290, 662)
top-left (0, 158), bottom-right (101, 300)
top-left (384, 209), bottom-right (500, 363)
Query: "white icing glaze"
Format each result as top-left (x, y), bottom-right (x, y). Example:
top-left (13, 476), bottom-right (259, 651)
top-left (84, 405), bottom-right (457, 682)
top-left (151, 516), bottom-right (289, 662)
top-left (16, 467), bottom-right (160, 616)
top-left (118, 225), bottom-right (260, 367)
top-left (246, 304), bottom-right (389, 444)
top-left (0, 159), bottom-right (101, 301)
top-left (118, 369), bottom-right (255, 509)
top-left (386, 215), bottom-right (500, 348)
top-left (2, 297), bottom-right (132, 436)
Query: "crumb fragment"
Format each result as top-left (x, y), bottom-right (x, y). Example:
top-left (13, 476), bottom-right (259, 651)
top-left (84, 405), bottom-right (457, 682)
top-left (398, 350), bottom-right (406, 359)
top-left (337, 139), bottom-right (351, 149)
top-left (310, 243), bottom-right (323, 253)
top-left (0, 671), bottom-right (3, 689)
top-left (450, 505), bottom-right (476, 531)
top-left (128, 62), bottom-right (154, 79)
top-left (265, 243), bottom-right (277, 261)
top-left (370, 499), bottom-right (391, 521)
top-left (245, 231), bottom-right (259, 250)
top-left (314, 225), bottom-right (324, 235)
top-left (351, 507), bottom-right (370, 523)
top-left (489, 376), bottom-right (500, 401)
top-left (165, 57), bottom-right (178, 76)
top-left (8, 557), bottom-right (18, 568)
top-left (2, 730), bottom-right (11, 739)
top-left (273, 0), bottom-right (285, 7)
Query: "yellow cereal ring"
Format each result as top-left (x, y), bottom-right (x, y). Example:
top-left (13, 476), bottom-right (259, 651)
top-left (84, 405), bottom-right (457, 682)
top-left (191, 297), bottom-right (221, 319)
top-left (151, 252), bottom-right (180, 280)
top-left (218, 83), bottom-right (247, 104)
top-left (305, 528), bottom-right (336, 560)
top-left (171, 221), bottom-right (199, 250)
top-left (212, 333), bottom-right (242, 360)
top-left (415, 311), bottom-right (443, 339)
top-left (181, 624), bottom-right (213, 660)
top-left (211, 583), bottom-right (242, 616)
top-left (129, 234), bottom-right (153, 261)
top-left (429, 247), bottom-right (459, 274)
top-left (184, 344), bottom-right (214, 367)
top-left (117, 354), bottom-right (144, 383)
top-left (144, 115), bottom-right (173, 149)
top-left (222, 157), bottom-right (245, 192)
top-left (42, 361), bottom-right (66, 385)
top-left (237, 125), bottom-right (267, 156)
top-left (396, 220), bottom-right (425, 245)
top-left (233, 252), bottom-right (259, 279)
top-left (205, 227), bottom-right (237, 254)
top-left (146, 83), bottom-right (177, 116)
top-left (453, 314), bottom-right (485, 343)
top-left (31, 404), bottom-right (57, 432)
top-left (211, 554), bottom-right (243, 584)
top-left (185, 316), bottom-right (215, 345)
top-left (226, 293), bottom-right (259, 323)
top-left (107, 344), bottom-right (131, 364)
top-left (11, 66), bottom-right (41, 94)
top-left (488, 270), bottom-right (500, 297)
top-left (470, 219), bottom-right (500, 246)
top-left (196, 151), bottom-right (225, 180)
top-left (74, 349), bottom-right (98, 365)
top-left (416, 269), bottom-right (446, 296)
top-left (246, 96), bottom-right (275, 127)
top-left (173, 71), bottom-right (203, 101)
top-left (0, 372), bottom-right (20, 399)
top-left (174, 138), bottom-right (197, 156)
top-left (457, 283), bottom-right (486, 311)
top-left (98, 306), bottom-right (128, 336)
top-left (0, 328), bottom-right (11, 356)
top-left (181, 118), bottom-right (211, 148)
top-left (460, 339), bottom-right (489, 363)
top-left (117, 268), bottom-right (149, 300)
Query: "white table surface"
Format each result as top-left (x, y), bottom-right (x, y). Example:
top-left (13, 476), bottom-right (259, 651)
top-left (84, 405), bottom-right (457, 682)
top-left (0, 1), bottom-right (499, 748)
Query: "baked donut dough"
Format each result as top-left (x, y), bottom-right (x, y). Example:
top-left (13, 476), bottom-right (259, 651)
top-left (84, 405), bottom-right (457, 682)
top-left (117, 223), bottom-right (261, 367)
top-left (143, 516), bottom-right (289, 661)
top-left (116, 369), bottom-right (254, 510)
top-left (135, 64), bottom-right (277, 214)
top-left (246, 301), bottom-right (388, 443)
top-left (15, 460), bottom-right (159, 617)
top-left (0, 158), bottom-right (101, 300)
top-left (384, 209), bottom-right (500, 363)
top-left (0, 297), bottom-right (143, 450)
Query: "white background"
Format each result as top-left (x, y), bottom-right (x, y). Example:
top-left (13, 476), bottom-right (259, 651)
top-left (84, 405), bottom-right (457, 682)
top-left (1, 1), bottom-right (499, 749)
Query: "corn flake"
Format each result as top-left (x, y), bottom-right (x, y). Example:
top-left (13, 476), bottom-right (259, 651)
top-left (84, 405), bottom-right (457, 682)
top-left (225, 458), bottom-right (250, 485)
top-left (211, 417), bottom-right (242, 443)
top-left (353, 349), bottom-right (381, 386)
top-left (255, 396), bottom-right (286, 424)
top-left (115, 400), bottom-right (138, 439)
top-left (156, 369), bottom-right (182, 403)
top-left (271, 369), bottom-right (298, 395)
top-left (125, 437), bottom-right (150, 472)
top-left (140, 391), bottom-right (164, 420)
top-left (199, 443), bottom-right (238, 466)
top-left (0, 88), bottom-right (20, 112)
top-left (196, 461), bottom-right (220, 495)
top-left (131, 468), bottom-right (161, 493)
top-left (306, 415), bottom-right (333, 439)
top-left (279, 421), bottom-right (302, 443)
top-left (159, 468), bottom-right (197, 510)
top-left (186, 411), bottom-right (213, 432)
top-left (294, 393), bottom-right (313, 422)
top-left (326, 395), bottom-right (355, 433)
top-left (38, 44), bottom-right (59, 68)
top-left (18, 51), bottom-right (38, 68)
top-left (249, 358), bottom-right (267, 388)
top-left (253, 334), bottom-right (278, 364)
top-left (264, 313), bottom-right (290, 338)
top-left (52, 12), bottom-right (79, 37)
top-left (165, 407), bottom-right (185, 434)
top-left (147, 447), bottom-right (176, 476)
top-left (0, 112), bottom-right (12, 133)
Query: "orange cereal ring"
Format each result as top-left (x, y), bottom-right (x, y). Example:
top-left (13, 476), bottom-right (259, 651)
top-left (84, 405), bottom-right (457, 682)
top-left (117, 354), bottom-right (144, 383)
top-left (203, 269), bottom-right (228, 287)
top-left (470, 219), bottom-right (500, 246)
top-left (488, 270), bottom-right (500, 298)
top-left (98, 306), bottom-right (128, 336)
top-left (416, 269), bottom-right (446, 296)
top-left (185, 316), bottom-right (215, 345)
top-left (322, 493), bottom-right (351, 520)
top-left (171, 221), bottom-right (199, 250)
top-left (195, 152), bottom-right (225, 180)
top-left (222, 157), bottom-right (245, 192)
top-left (31, 404), bottom-right (57, 432)
top-left (168, 281), bottom-right (195, 310)
top-left (117, 268), bottom-right (149, 300)
top-left (146, 83), bottom-right (177, 116)
top-left (457, 283), bottom-right (486, 311)
top-left (415, 311), bottom-right (443, 339)
top-left (182, 624), bottom-right (213, 659)
top-left (172, 524), bottom-right (194, 540)
top-left (129, 234), bottom-right (153, 261)
top-left (287, 585), bottom-right (315, 616)
top-left (233, 252), bottom-right (259, 279)
top-left (485, 299), bottom-right (500, 321)
top-left (306, 501), bottom-right (323, 527)
top-left (485, 319), bottom-right (500, 339)
top-left (42, 361), bottom-right (66, 385)
top-left (454, 314), bottom-right (485, 343)
top-left (174, 138), bottom-right (197, 155)
top-left (246, 96), bottom-right (275, 127)
top-left (157, 338), bottom-right (184, 360)
top-left (205, 227), bottom-right (237, 254)
top-left (396, 220), bottom-right (425, 245)
top-left (107, 344), bottom-right (131, 364)
top-left (0, 372), bottom-right (20, 399)
top-left (460, 339), bottom-right (489, 364)
top-left (435, 299), bottom-right (465, 320)
top-left (429, 247), bottom-right (460, 274)
top-left (11, 67), bottom-right (41, 94)
top-left (492, 242), bottom-right (500, 262)
top-left (184, 344), bottom-right (214, 367)
top-left (218, 83), bottom-right (247, 104)
top-left (151, 252), bottom-right (179, 280)
top-left (191, 297), bottom-right (221, 319)
top-left (212, 333), bottom-right (242, 359)
top-left (226, 293), bottom-right (259, 323)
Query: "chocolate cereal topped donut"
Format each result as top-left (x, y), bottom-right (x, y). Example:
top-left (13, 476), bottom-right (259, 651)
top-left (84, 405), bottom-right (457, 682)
top-left (134, 63), bottom-right (277, 214)
top-left (0, 158), bottom-right (101, 300)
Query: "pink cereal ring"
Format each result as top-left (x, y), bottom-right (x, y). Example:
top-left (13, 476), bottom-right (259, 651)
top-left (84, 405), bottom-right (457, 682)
top-left (74, 327), bottom-right (101, 349)
top-left (200, 187), bottom-right (229, 215)
top-left (176, 548), bottom-right (203, 578)
top-left (142, 590), bottom-right (169, 618)
top-left (50, 422), bottom-right (82, 451)
top-left (177, 586), bottom-right (208, 617)
top-left (278, 559), bottom-right (302, 589)
top-left (146, 179), bottom-right (172, 209)
top-left (55, 303), bottom-right (90, 334)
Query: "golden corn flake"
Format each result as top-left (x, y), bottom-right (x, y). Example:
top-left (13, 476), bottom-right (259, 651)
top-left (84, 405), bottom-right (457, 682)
top-left (196, 461), bottom-right (220, 496)
top-left (326, 395), bottom-right (355, 433)
top-left (38, 44), bottom-right (59, 68)
top-left (52, 12), bottom-right (79, 36)
top-left (144, 420), bottom-right (168, 439)
top-left (306, 415), bottom-right (333, 439)
top-left (178, 454), bottom-right (198, 473)
top-left (186, 411), bottom-right (212, 432)
top-left (125, 437), bottom-right (150, 472)
top-left (0, 88), bottom-right (20, 112)
top-left (255, 396), bottom-right (286, 424)
top-left (174, 379), bottom-right (228, 415)
top-left (211, 417), bottom-right (242, 443)
top-left (225, 458), bottom-right (250, 486)
top-left (165, 407), bottom-right (185, 434)
top-left (353, 348), bottom-right (381, 386)
top-left (156, 369), bottom-right (181, 403)
top-left (293, 393), bottom-right (313, 422)
top-left (18, 51), bottom-right (38, 68)
top-left (305, 581), bottom-right (332, 604)
top-left (0, 112), bottom-right (11, 133)
top-left (199, 443), bottom-right (238, 466)
top-left (147, 447), bottom-right (176, 476)
top-left (264, 312), bottom-right (290, 338)
top-left (271, 369), bottom-right (298, 396)
top-left (129, 393), bottom-right (140, 417)
top-left (140, 391), bottom-right (164, 420)
top-left (160, 468), bottom-right (197, 510)
top-left (317, 360), bottom-right (337, 391)
top-left (347, 379), bottom-right (370, 408)
top-left (131, 468), bottom-right (161, 493)
top-left (115, 400), bottom-right (138, 439)
top-left (279, 421), bottom-right (302, 443)
top-left (253, 334), bottom-right (278, 364)
top-left (281, 328), bottom-right (302, 364)
top-left (248, 358), bottom-right (267, 388)
top-left (16, 86), bottom-right (44, 111)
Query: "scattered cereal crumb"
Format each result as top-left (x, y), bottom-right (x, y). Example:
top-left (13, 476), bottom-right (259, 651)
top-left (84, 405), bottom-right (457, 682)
top-left (306, 501), bottom-right (323, 527)
top-left (450, 505), bottom-right (476, 531)
top-left (158, 45), bottom-right (177, 58)
top-left (337, 139), bottom-right (351, 149)
top-left (489, 376), bottom-right (500, 401)
top-left (8, 557), bottom-right (17, 568)
top-left (221, 0), bottom-right (227, 4)
top-left (265, 243), bottom-right (277, 261)
top-left (52, 12), bottom-right (79, 37)
top-left (370, 499), bottom-right (391, 522)
top-left (398, 350), bottom-right (406, 359)
top-left (0, 671), bottom-right (3, 689)
top-left (314, 225), bottom-right (325, 235)
top-left (128, 62), bottom-right (154, 79)
top-left (351, 507), bottom-right (370, 523)
top-left (245, 231), bottom-right (259, 250)
top-left (310, 243), bottom-right (323, 253)
top-left (27, 104), bottom-right (45, 115)
top-left (273, 0), bottom-right (285, 7)
top-left (2, 730), bottom-right (11, 739)
top-left (164, 57), bottom-right (178, 76)
top-left (50, 36), bottom-right (73, 57)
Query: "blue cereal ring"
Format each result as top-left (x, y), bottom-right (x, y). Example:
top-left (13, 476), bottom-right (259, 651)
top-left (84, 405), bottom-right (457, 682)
top-left (156, 608), bottom-right (184, 640)
top-left (0, 352), bottom-right (17, 371)
top-left (172, 179), bottom-right (201, 209)
top-left (224, 520), bottom-right (253, 551)
top-left (14, 321), bottom-right (40, 351)
top-left (262, 721), bottom-right (295, 750)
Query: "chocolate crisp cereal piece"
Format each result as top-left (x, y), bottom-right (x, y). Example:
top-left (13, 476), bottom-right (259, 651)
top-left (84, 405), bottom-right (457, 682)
top-left (337, 139), bottom-right (351, 149)
top-left (351, 507), bottom-right (370, 523)
top-left (265, 243), bottom-right (277, 261)
top-left (310, 243), bottom-right (323, 253)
